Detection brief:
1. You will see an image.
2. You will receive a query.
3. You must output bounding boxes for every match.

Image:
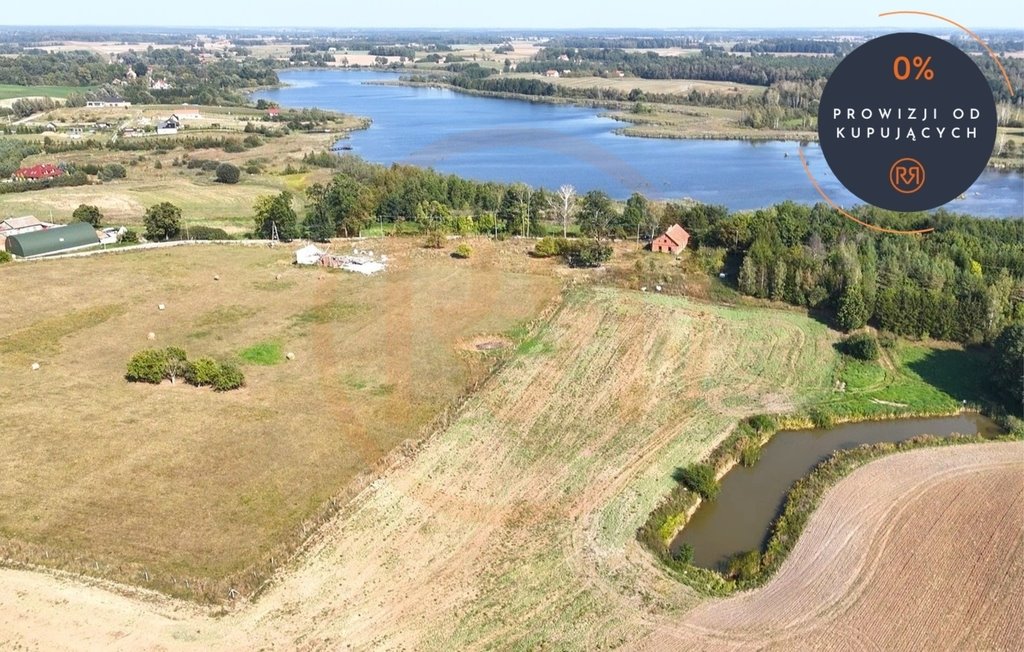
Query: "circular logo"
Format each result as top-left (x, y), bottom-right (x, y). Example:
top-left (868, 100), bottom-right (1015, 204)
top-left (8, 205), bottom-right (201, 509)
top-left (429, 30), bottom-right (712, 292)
top-left (818, 32), bottom-right (996, 212)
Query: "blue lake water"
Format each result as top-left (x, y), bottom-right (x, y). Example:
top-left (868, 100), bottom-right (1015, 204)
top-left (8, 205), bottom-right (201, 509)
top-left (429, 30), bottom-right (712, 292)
top-left (254, 70), bottom-right (1024, 217)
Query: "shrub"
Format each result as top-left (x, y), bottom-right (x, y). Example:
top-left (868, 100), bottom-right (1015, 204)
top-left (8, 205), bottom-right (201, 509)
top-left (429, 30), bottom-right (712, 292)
top-left (725, 549), bottom-right (761, 581)
top-left (672, 463), bottom-right (719, 501)
top-left (98, 163), bottom-right (127, 181)
top-left (533, 236), bottom-right (561, 258)
top-left (452, 243), bottom-right (472, 259)
top-left (747, 414), bottom-right (776, 433)
top-left (185, 225), bottom-right (230, 240)
top-left (215, 162), bottom-right (240, 184)
top-left (565, 239), bottom-right (612, 268)
top-left (212, 362), bottom-right (245, 391)
top-left (671, 542), bottom-right (694, 564)
top-left (125, 348), bottom-right (169, 384)
top-left (81, 162), bottom-right (100, 175)
top-left (120, 228), bottom-right (139, 244)
top-left (185, 357), bottom-right (221, 386)
top-left (222, 138), bottom-right (245, 153)
top-left (739, 439), bottom-right (762, 467)
top-left (243, 134), bottom-right (263, 148)
top-left (840, 332), bottom-right (880, 361)
top-left (423, 231), bottom-right (444, 249)
top-left (809, 407), bottom-right (835, 429)
top-left (0, 251), bottom-right (12, 264)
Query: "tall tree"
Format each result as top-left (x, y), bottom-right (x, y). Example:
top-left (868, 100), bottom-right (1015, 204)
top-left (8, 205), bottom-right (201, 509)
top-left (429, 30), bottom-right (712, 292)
top-left (71, 204), bottom-right (102, 227)
top-left (577, 190), bottom-right (617, 238)
top-left (253, 191), bottom-right (299, 242)
top-left (556, 184), bottom-right (577, 237)
top-left (304, 183), bottom-right (335, 242)
top-left (143, 202), bottom-right (181, 241)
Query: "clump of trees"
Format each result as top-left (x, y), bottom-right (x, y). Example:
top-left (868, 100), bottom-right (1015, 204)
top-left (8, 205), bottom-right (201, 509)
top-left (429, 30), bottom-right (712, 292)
top-left (144, 202), bottom-right (182, 241)
top-left (253, 191), bottom-right (299, 241)
top-left (71, 204), bottom-right (103, 227)
top-left (125, 347), bottom-right (244, 391)
top-left (533, 236), bottom-right (612, 268)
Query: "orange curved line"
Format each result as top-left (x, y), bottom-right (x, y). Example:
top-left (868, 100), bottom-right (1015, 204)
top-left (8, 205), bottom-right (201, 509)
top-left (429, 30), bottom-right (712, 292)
top-left (879, 10), bottom-right (1015, 95)
top-left (797, 148), bottom-right (934, 235)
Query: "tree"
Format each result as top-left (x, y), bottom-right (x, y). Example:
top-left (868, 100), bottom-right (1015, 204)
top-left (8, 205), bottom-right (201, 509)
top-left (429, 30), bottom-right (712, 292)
top-left (836, 284), bottom-right (869, 332)
top-left (497, 184), bottom-right (530, 236)
top-left (253, 191), bottom-right (299, 241)
top-left (555, 184), bottom-right (577, 237)
top-left (303, 183), bottom-right (335, 242)
top-left (994, 323), bottom-right (1024, 414)
top-left (143, 202), bottom-right (182, 241)
top-left (577, 190), bottom-right (617, 238)
top-left (71, 204), bottom-right (102, 227)
top-left (215, 162), bottom-right (240, 184)
top-left (621, 192), bottom-right (652, 240)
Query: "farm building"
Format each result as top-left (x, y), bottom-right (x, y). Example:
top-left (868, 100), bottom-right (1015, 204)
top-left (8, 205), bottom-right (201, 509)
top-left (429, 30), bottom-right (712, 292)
top-left (5, 222), bottom-right (100, 258)
top-left (157, 116), bottom-right (181, 135)
top-left (0, 216), bottom-right (50, 238)
top-left (652, 224), bottom-right (690, 254)
top-left (85, 99), bottom-right (131, 108)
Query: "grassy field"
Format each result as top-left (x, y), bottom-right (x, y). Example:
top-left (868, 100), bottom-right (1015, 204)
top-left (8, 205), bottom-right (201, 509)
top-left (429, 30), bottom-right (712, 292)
top-left (0, 240), bottom-right (560, 599)
top-left (0, 104), bottom-right (366, 232)
top-left (0, 84), bottom-right (95, 101)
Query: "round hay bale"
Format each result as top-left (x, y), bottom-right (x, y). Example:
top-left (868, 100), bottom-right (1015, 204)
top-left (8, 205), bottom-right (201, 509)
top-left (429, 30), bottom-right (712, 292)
top-left (286, 352), bottom-right (295, 361)
top-left (31, 362), bottom-right (40, 371)
top-left (147, 332), bottom-right (156, 341)
top-left (158, 304), bottom-right (166, 311)
top-left (214, 274), bottom-right (220, 281)
top-left (275, 274), bottom-right (282, 280)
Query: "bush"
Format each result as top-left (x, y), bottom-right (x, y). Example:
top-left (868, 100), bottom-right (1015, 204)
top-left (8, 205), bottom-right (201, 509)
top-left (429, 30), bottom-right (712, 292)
top-left (747, 414), bottom-right (776, 433)
top-left (739, 439), bottom-right (762, 467)
top-left (185, 225), bottom-right (230, 240)
top-left (672, 463), bottom-right (719, 501)
top-left (671, 542), bottom-right (694, 564)
top-left (98, 163), bottom-right (127, 181)
top-left (81, 162), bottom-right (100, 176)
top-left (533, 236), bottom-right (561, 257)
top-left (222, 138), bottom-right (245, 153)
top-left (125, 348), bottom-right (169, 384)
top-left (0, 251), bottom-right (12, 264)
top-left (185, 357), bottom-right (221, 386)
top-left (452, 243), bottom-right (472, 259)
top-left (120, 228), bottom-right (139, 244)
top-left (423, 231), bottom-right (444, 249)
top-left (809, 407), bottom-right (835, 429)
top-left (215, 162), bottom-right (240, 184)
top-left (840, 332), bottom-right (880, 361)
top-left (568, 239), bottom-right (613, 268)
top-left (211, 362), bottom-right (245, 391)
top-left (725, 549), bottom-right (761, 581)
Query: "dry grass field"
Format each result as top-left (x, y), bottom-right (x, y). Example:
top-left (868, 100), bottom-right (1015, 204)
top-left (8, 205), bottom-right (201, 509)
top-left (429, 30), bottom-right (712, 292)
top-left (0, 240), bottom-right (560, 597)
top-left (0, 253), bottom-right (1018, 650)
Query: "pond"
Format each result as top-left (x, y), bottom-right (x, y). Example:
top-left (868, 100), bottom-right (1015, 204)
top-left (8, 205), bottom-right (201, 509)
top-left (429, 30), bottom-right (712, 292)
top-left (252, 69), bottom-right (1024, 217)
top-left (669, 413), bottom-right (1003, 570)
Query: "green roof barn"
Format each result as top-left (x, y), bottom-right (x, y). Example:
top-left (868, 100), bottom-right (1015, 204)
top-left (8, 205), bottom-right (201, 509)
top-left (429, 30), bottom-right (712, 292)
top-left (5, 223), bottom-right (100, 258)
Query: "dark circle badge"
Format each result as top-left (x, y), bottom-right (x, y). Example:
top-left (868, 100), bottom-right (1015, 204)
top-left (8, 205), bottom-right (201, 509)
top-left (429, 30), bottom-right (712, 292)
top-left (817, 32), bottom-right (997, 212)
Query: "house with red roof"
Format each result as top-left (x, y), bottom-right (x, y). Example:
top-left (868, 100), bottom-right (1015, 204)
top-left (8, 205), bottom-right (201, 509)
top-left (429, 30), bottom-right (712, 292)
top-left (652, 223), bottom-right (690, 254)
top-left (12, 164), bottom-right (64, 182)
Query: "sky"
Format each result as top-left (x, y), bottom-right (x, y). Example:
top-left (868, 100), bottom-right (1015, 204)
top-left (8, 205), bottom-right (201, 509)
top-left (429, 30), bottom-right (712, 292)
top-left (0, 0), bottom-right (1021, 29)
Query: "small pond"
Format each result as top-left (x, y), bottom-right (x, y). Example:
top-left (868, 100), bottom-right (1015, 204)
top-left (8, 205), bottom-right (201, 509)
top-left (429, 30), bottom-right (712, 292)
top-left (670, 413), bottom-right (1003, 570)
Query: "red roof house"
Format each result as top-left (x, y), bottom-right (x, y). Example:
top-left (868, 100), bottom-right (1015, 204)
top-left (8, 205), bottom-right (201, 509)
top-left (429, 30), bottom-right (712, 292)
top-left (266, 108), bottom-right (280, 118)
top-left (652, 223), bottom-right (690, 254)
top-left (12, 164), bottom-right (64, 182)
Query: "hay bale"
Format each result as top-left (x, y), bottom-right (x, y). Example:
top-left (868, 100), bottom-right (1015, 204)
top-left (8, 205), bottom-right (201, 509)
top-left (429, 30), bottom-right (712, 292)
top-left (147, 332), bottom-right (156, 341)
top-left (158, 304), bottom-right (166, 311)
top-left (214, 274), bottom-right (220, 281)
top-left (31, 362), bottom-right (40, 371)
top-left (285, 352), bottom-right (295, 361)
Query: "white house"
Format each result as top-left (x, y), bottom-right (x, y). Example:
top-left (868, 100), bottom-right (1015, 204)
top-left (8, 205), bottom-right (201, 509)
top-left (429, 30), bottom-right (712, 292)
top-left (294, 244), bottom-right (324, 265)
top-left (156, 116), bottom-right (180, 135)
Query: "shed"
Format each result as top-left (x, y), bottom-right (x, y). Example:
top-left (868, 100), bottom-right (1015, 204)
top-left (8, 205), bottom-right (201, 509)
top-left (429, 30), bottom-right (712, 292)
top-left (5, 222), bottom-right (99, 258)
top-left (294, 244), bottom-right (324, 265)
top-left (652, 223), bottom-right (690, 255)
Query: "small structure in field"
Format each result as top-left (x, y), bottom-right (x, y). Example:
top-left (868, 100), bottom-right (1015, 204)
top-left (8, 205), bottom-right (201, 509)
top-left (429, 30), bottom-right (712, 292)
top-left (4, 222), bottom-right (99, 258)
top-left (652, 223), bottom-right (690, 255)
top-left (156, 116), bottom-right (181, 135)
top-left (294, 244), bottom-right (325, 266)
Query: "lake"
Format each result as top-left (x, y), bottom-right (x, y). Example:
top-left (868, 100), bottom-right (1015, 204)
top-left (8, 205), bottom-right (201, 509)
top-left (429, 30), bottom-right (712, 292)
top-left (669, 413), bottom-right (1003, 570)
top-left (253, 70), bottom-right (1024, 217)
